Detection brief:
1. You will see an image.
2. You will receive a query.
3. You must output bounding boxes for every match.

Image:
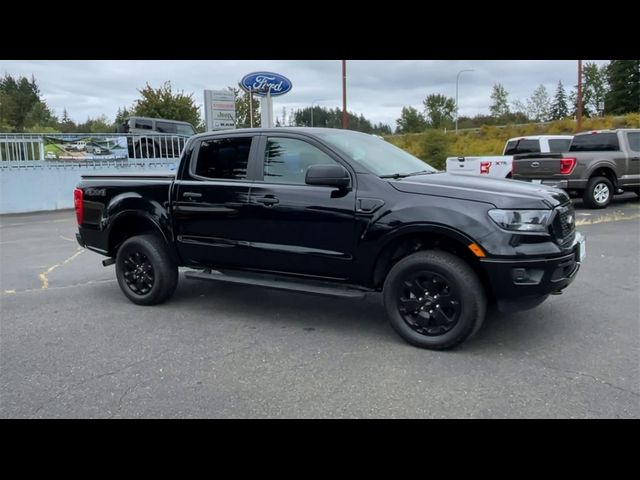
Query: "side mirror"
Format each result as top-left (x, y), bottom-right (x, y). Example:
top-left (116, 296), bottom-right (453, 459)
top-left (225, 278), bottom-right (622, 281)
top-left (305, 164), bottom-right (350, 189)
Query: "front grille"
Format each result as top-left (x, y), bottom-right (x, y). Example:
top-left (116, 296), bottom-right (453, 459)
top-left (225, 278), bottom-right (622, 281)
top-left (551, 203), bottom-right (575, 243)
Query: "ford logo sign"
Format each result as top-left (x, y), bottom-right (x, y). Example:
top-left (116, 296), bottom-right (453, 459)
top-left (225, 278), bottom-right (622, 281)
top-left (240, 72), bottom-right (292, 97)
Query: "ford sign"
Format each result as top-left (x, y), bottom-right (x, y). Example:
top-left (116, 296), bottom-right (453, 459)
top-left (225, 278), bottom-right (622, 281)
top-left (240, 72), bottom-right (292, 97)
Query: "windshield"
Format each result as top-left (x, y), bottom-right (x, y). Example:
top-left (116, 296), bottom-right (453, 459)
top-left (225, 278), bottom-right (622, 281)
top-left (315, 130), bottom-right (437, 176)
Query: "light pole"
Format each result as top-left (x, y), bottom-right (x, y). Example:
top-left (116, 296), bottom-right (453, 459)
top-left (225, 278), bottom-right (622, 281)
top-left (311, 99), bottom-right (326, 127)
top-left (455, 69), bottom-right (474, 134)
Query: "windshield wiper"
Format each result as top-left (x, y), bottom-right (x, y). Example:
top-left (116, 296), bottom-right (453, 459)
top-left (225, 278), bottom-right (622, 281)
top-left (379, 170), bottom-right (435, 179)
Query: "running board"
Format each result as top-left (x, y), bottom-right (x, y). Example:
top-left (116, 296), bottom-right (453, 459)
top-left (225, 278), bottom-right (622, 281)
top-left (184, 269), bottom-right (372, 299)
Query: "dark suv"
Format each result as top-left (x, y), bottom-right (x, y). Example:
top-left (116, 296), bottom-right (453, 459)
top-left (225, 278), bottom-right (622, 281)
top-left (116, 116), bottom-right (196, 158)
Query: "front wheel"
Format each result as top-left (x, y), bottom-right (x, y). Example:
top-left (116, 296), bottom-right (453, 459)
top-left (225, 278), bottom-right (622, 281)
top-left (583, 176), bottom-right (613, 209)
top-left (383, 250), bottom-right (486, 350)
top-left (115, 234), bottom-right (178, 305)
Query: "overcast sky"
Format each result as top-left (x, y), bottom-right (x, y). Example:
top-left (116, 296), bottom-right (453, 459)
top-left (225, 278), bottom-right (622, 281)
top-left (1, 60), bottom-right (608, 129)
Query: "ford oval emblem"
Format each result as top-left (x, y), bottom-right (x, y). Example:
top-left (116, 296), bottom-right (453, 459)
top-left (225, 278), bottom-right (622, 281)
top-left (240, 71), bottom-right (292, 97)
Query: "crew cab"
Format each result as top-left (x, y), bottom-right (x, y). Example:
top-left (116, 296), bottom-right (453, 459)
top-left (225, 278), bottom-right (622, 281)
top-left (513, 129), bottom-right (640, 208)
top-left (74, 128), bottom-right (585, 350)
top-left (446, 135), bottom-right (573, 178)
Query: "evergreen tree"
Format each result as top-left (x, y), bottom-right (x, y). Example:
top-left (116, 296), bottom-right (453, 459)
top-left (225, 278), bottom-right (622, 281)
top-left (583, 62), bottom-right (609, 116)
top-left (549, 81), bottom-right (569, 120)
top-left (605, 60), bottom-right (640, 114)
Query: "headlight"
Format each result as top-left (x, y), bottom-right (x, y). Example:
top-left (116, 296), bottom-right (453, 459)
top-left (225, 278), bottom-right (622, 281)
top-left (488, 209), bottom-right (552, 233)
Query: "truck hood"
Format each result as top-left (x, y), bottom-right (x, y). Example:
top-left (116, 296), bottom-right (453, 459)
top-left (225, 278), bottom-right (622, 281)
top-left (388, 173), bottom-right (569, 209)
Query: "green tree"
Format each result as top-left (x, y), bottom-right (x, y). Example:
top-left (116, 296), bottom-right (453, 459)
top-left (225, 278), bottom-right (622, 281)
top-left (549, 81), bottom-right (569, 120)
top-left (423, 94), bottom-right (455, 129)
top-left (526, 84), bottom-right (551, 122)
top-left (24, 101), bottom-right (57, 129)
top-left (231, 87), bottom-right (260, 128)
top-left (113, 106), bottom-right (131, 130)
top-left (0, 74), bottom-right (51, 131)
top-left (77, 115), bottom-right (111, 133)
top-left (489, 83), bottom-right (510, 119)
top-left (605, 60), bottom-right (640, 115)
top-left (583, 62), bottom-right (609, 116)
top-left (58, 108), bottom-right (77, 133)
top-left (132, 81), bottom-right (201, 128)
top-left (396, 106), bottom-right (427, 133)
top-left (418, 130), bottom-right (452, 170)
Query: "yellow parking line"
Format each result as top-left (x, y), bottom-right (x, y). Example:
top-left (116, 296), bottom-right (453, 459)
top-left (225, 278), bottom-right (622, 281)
top-left (38, 248), bottom-right (84, 289)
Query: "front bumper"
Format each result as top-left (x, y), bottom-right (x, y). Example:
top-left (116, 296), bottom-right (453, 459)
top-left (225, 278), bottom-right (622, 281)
top-left (480, 232), bottom-right (584, 313)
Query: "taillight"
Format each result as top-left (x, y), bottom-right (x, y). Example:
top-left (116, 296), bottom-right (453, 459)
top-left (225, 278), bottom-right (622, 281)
top-left (480, 161), bottom-right (491, 174)
top-left (560, 157), bottom-right (576, 175)
top-left (74, 188), bottom-right (83, 225)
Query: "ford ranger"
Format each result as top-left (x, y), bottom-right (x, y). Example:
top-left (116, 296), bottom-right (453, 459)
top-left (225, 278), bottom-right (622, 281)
top-left (74, 128), bottom-right (585, 350)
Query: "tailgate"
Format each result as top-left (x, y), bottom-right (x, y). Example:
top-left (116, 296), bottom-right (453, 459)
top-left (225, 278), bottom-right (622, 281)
top-left (446, 156), bottom-right (479, 174)
top-left (513, 153), bottom-right (563, 178)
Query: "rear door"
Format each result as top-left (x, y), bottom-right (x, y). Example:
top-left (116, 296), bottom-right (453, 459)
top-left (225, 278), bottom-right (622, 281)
top-left (624, 131), bottom-right (640, 182)
top-left (173, 133), bottom-right (260, 268)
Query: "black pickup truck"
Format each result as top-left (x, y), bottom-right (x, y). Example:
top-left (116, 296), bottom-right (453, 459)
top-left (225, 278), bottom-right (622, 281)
top-left (74, 128), bottom-right (585, 349)
top-left (513, 129), bottom-right (640, 208)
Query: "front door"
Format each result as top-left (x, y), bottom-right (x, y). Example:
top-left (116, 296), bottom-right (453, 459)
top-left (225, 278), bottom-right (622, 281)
top-left (244, 134), bottom-right (357, 280)
top-left (173, 134), bottom-right (259, 268)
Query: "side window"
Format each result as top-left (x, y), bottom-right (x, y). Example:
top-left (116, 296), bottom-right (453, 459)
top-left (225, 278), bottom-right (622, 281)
top-left (134, 119), bottom-right (153, 130)
top-left (264, 137), bottom-right (339, 184)
top-left (194, 137), bottom-right (252, 180)
top-left (627, 132), bottom-right (640, 152)
top-left (156, 121), bottom-right (177, 134)
top-left (548, 139), bottom-right (572, 152)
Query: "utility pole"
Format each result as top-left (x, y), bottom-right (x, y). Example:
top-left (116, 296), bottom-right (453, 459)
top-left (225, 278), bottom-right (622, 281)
top-left (577, 59), bottom-right (583, 131)
top-left (342, 60), bottom-right (348, 129)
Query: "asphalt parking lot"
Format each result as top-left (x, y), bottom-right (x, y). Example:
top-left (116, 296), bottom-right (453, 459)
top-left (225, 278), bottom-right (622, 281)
top-left (1, 194), bottom-right (639, 418)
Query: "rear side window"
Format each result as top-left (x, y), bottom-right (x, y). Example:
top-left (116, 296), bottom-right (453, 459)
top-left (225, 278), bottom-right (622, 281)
top-left (156, 121), bottom-right (177, 134)
top-left (548, 139), bottom-right (572, 152)
top-left (176, 124), bottom-right (195, 136)
top-left (194, 137), bottom-right (252, 180)
top-left (504, 139), bottom-right (541, 155)
top-left (570, 133), bottom-right (620, 152)
top-left (134, 119), bottom-right (153, 130)
top-left (627, 132), bottom-right (640, 152)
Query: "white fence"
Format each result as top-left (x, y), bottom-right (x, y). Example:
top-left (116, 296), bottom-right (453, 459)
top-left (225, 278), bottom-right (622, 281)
top-left (0, 132), bottom-right (189, 161)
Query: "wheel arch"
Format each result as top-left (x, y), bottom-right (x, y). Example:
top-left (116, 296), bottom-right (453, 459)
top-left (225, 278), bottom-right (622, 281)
top-left (586, 162), bottom-right (618, 188)
top-left (107, 210), bottom-right (172, 258)
top-left (370, 225), bottom-right (493, 300)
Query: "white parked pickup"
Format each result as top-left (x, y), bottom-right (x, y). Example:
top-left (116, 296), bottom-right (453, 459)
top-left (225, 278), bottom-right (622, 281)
top-left (446, 135), bottom-right (573, 178)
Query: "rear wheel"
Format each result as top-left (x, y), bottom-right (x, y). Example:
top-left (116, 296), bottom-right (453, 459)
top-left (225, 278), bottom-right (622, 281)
top-left (583, 176), bottom-right (613, 209)
top-left (383, 250), bottom-right (486, 350)
top-left (115, 234), bottom-right (178, 305)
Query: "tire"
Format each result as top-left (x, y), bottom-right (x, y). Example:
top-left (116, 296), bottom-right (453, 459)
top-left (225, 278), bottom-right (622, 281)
top-left (383, 250), bottom-right (486, 350)
top-left (583, 176), bottom-right (613, 209)
top-left (115, 234), bottom-right (178, 305)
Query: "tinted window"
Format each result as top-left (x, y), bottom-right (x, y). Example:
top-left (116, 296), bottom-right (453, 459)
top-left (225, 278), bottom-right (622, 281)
top-left (570, 133), bottom-right (620, 152)
top-left (194, 137), bottom-right (252, 180)
top-left (504, 139), bottom-right (541, 155)
top-left (548, 139), bottom-right (572, 152)
top-left (176, 124), bottom-right (195, 136)
top-left (134, 119), bottom-right (153, 130)
top-left (264, 137), bottom-right (339, 184)
top-left (156, 121), bottom-right (177, 134)
top-left (627, 132), bottom-right (640, 152)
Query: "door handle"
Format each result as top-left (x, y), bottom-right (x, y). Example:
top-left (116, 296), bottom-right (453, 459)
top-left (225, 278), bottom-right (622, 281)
top-left (183, 192), bottom-right (202, 199)
top-left (631, 157), bottom-right (640, 161)
top-left (256, 196), bottom-right (279, 206)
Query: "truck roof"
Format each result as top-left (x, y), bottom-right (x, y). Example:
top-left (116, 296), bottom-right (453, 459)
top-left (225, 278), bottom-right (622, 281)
top-left (506, 135), bottom-right (573, 142)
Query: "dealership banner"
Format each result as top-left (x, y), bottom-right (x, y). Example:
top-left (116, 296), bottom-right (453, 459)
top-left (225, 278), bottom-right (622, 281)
top-left (44, 136), bottom-right (129, 161)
